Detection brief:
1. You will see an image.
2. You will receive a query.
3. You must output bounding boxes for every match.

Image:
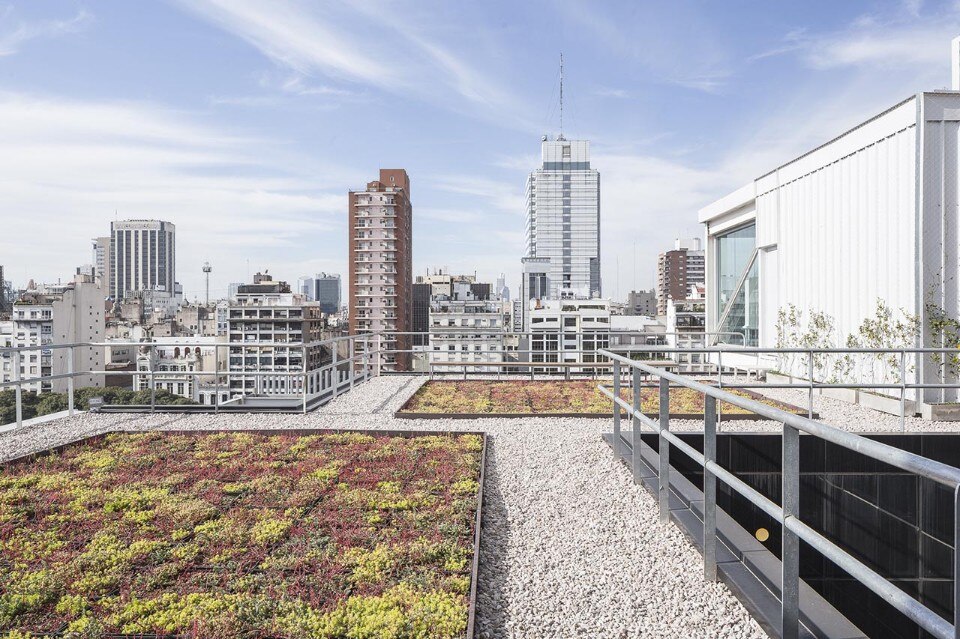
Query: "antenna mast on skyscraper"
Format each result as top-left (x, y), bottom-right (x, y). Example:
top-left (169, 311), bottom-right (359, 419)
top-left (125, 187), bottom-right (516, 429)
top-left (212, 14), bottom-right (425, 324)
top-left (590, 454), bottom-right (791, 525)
top-left (559, 52), bottom-right (564, 140)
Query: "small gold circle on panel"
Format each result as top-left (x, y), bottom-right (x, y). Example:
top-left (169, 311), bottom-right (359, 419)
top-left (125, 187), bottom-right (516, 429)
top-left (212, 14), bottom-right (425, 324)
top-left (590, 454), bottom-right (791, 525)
top-left (755, 528), bottom-right (770, 542)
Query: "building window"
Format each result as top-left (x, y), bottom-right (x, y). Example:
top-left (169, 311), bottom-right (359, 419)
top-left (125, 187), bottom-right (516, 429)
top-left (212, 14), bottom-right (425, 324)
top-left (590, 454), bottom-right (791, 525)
top-left (715, 223), bottom-right (758, 346)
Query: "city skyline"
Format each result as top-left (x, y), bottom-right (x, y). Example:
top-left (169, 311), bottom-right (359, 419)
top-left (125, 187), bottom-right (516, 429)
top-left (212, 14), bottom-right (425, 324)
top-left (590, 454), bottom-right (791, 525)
top-left (2, 2), bottom-right (960, 300)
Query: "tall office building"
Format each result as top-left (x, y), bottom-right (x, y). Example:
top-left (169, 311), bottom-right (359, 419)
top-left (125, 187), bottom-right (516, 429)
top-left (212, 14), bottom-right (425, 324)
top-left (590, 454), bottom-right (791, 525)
top-left (0, 265), bottom-right (10, 315)
top-left (656, 238), bottom-right (705, 316)
top-left (524, 137), bottom-right (601, 301)
top-left (314, 273), bottom-right (341, 314)
top-left (92, 237), bottom-right (111, 296)
top-left (349, 169), bottom-right (413, 371)
top-left (109, 220), bottom-right (176, 300)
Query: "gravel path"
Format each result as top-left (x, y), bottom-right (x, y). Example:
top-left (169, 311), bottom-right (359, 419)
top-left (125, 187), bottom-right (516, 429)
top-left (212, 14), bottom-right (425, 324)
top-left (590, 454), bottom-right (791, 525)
top-left (0, 375), bottom-right (768, 638)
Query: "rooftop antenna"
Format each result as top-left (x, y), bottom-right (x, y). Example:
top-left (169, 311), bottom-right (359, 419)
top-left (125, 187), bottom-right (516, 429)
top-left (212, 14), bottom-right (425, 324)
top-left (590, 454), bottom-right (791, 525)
top-left (558, 52), bottom-right (565, 141)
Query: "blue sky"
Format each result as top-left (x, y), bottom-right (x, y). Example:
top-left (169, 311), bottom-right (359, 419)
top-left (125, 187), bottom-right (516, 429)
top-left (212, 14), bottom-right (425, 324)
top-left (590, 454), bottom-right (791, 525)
top-left (1, 0), bottom-right (958, 301)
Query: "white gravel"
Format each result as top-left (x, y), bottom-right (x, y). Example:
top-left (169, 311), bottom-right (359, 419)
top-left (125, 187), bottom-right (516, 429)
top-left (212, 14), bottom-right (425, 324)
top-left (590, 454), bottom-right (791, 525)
top-left (0, 376), bottom-right (776, 638)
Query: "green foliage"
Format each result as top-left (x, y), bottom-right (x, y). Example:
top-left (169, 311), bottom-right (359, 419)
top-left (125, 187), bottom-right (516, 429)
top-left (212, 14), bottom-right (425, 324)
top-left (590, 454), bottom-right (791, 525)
top-left (0, 386), bottom-right (196, 426)
top-left (0, 432), bottom-right (480, 636)
top-left (275, 584), bottom-right (467, 639)
top-left (775, 299), bottom-right (920, 384)
top-left (926, 302), bottom-right (960, 377)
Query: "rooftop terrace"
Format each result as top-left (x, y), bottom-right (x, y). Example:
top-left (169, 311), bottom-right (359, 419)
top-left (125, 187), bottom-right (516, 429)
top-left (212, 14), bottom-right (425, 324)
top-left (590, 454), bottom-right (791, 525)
top-left (2, 375), bottom-right (771, 638)
top-left (6, 342), bottom-right (960, 637)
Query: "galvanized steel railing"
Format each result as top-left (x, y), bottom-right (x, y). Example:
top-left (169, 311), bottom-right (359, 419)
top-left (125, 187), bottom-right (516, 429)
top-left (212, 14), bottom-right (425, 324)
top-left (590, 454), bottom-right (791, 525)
top-left (597, 348), bottom-right (960, 639)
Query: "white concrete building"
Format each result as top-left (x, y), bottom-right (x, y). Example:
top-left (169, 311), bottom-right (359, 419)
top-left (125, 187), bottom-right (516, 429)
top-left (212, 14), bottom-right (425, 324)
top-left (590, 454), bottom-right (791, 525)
top-left (524, 138), bottom-right (601, 301)
top-left (428, 299), bottom-right (504, 372)
top-left (134, 336), bottom-right (227, 403)
top-left (11, 274), bottom-right (105, 393)
top-left (227, 275), bottom-right (323, 397)
top-left (526, 298), bottom-right (611, 369)
top-left (700, 86), bottom-right (960, 405)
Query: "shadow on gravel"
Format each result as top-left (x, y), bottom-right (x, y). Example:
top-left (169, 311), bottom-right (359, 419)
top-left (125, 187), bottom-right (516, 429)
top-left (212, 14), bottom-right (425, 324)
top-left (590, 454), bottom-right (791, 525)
top-left (476, 435), bottom-right (511, 638)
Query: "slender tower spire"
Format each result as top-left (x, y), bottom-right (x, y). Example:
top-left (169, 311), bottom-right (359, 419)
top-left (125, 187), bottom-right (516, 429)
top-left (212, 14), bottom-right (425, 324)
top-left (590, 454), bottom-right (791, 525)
top-left (559, 52), bottom-right (564, 140)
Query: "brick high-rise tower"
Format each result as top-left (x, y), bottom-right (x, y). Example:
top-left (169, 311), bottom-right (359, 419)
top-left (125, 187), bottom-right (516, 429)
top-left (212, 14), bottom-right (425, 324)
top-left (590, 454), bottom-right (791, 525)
top-left (349, 169), bottom-right (413, 371)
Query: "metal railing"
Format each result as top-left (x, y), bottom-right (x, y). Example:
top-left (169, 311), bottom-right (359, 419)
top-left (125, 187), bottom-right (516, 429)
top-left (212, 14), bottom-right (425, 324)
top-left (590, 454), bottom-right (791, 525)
top-left (597, 348), bottom-right (960, 639)
top-left (0, 334), bottom-right (373, 428)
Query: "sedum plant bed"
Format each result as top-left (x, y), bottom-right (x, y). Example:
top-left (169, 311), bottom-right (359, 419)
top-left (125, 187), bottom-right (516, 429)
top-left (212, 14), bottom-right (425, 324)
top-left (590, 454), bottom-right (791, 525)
top-left (398, 380), bottom-right (812, 419)
top-left (0, 430), bottom-right (484, 638)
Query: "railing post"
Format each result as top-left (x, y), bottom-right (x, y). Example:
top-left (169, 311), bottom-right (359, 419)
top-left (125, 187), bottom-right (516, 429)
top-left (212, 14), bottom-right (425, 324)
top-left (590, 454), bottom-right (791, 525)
top-left (782, 422), bottom-right (800, 639)
top-left (704, 393), bottom-right (717, 582)
top-left (632, 367), bottom-right (642, 483)
top-left (67, 345), bottom-right (75, 417)
top-left (658, 375), bottom-right (670, 522)
top-left (331, 344), bottom-right (339, 399)
top-left (900, 350), bottom-right (907, 433)
top-left (148, 344), bottom-right (156, 413)
top-left (613, 361), bottom-right (622, 458)
top-left (807, 350), bottom-right (814, 419)
top-left (349, 338), bottom-right (356, 390)
top-left (302, 343), bottom-right (308, 414)
top-left (14, 350), bottom-right (22, 428)
top-left (375, 333), bottom-right (382, 377)
top-left (214, 344), bottom-right (221, 413)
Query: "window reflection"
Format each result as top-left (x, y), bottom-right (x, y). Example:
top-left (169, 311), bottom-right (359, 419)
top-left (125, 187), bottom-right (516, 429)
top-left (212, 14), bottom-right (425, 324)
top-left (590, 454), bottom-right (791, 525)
top-left (716, 224), bottom-right (758, 346)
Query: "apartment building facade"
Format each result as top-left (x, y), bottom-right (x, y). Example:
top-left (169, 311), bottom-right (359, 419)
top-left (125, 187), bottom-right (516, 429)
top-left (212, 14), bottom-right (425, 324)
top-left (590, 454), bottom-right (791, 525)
top-left (134, 336), bottom-right (227, 402)
top-left (227, 274), bottom-right (323, 397)
top-left (348, 169), bottom-right (413, 371)
top-left (10, 274), bottom-right (105, 393)
top-left (526, 298), bottom-right (611, 370)
top-left (428, 298), bottom-right (505, 372)
top-left (656, 238), bottom-right (705, 316)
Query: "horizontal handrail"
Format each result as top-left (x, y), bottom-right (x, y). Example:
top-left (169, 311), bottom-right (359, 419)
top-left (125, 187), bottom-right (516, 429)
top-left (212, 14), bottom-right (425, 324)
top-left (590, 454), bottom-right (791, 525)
top-left (598, 349), bottom-right (960, 639)
top-left (600, 350), bottom-right (960, 487)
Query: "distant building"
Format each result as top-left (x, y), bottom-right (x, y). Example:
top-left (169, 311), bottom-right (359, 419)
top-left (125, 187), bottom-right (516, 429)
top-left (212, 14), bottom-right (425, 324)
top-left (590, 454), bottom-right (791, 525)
top-left (109, 219), bottom-right (176, 300)
top-left (416, 269), bottom-right (476, 298)
top-left (0, 265), bottom-right (12, 316)
top-left (349, 169), bottom-right (413, 371)
top-left (526, 298), bottom-right (611, 371)
top-left (656, 238), bottom-right (704, 316)
top-left (626, 290), bottom-right (657, 317)
top-left (524, 137), bottom-right (601, 300)
top-left (314, 273), bottom-right (341, 314)
top-left (412, 283), bottom-right (431, 346)
top-left (227, 273), bottom-right (323, 397)
top-left (428, 298), bottom-right (504, 372)
top-left (495, 273), bottom-right (510, 302)
top-left (92, 237), bottom-right (111, 296)
top-left (665, 284), bottom-right (707, 371)
top-left (10, 273), bottom-right (105, 393)
top-left (134, 336), bottom-right (228, 404)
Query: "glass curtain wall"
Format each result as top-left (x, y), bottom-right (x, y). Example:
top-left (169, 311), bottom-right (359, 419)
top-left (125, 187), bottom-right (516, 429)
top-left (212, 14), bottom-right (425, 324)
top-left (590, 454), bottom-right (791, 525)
top-left (716, 224), bottom-right (758, 346)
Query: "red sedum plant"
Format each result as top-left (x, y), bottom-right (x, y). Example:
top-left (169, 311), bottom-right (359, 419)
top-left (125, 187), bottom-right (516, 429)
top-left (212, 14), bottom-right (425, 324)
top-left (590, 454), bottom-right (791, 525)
top-left (0, 431), bottom-right (482, 638)
top-left (401, 380), bottom-right (805, 417)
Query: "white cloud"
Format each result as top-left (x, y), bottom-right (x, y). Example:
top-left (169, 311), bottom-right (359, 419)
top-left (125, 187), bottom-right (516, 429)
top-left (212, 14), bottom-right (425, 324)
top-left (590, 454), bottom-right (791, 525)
top-left (0, 93), bottom-right (360, 300)
top-left (0, 8), bottom-right (91, 57)
top-left (176, 0), bottom-right (533, 128)
top-left (432, 175), bottom-right (525, 216)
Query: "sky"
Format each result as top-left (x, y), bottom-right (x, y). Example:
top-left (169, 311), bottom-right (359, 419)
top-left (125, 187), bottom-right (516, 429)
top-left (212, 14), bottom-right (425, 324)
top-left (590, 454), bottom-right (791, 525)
top-left (1, 0), bottom-right (959, 302)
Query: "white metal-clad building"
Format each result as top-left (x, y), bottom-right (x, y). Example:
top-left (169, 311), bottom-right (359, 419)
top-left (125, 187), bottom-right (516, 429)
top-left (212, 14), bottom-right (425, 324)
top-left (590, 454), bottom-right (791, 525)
top-left (700, 89), bottom-right (960, 405)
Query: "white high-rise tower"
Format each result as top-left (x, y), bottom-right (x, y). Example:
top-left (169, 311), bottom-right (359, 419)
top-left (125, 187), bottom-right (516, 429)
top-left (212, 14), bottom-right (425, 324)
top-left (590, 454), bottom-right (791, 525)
top-left (523, 137), bottom-right (601, 301)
